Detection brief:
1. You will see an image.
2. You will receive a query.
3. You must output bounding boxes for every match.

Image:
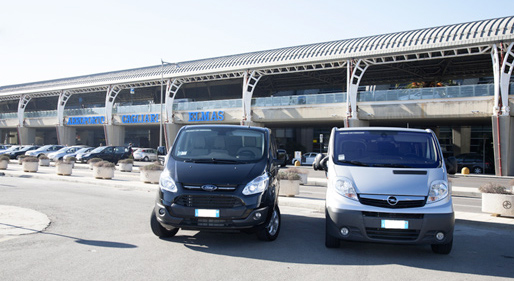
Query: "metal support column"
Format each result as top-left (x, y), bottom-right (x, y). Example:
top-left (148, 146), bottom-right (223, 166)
top-left (241, 70), bottom-right (262, 126)
top-left (345, 59), bottom-right (369, 127)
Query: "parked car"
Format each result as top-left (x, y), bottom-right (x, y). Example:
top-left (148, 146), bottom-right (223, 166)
top-left (25, 145), bottom-right (64, 158)
top-left (48, 145), bottom-right (88, 161)
top-left (291, 152), bottom-right (318, 165)
top-left (63, 147), bottom-right (94, 162)
top-left (454, 153), bottom-right (494, 174)
top-left (323, 127), bottom-right (454, 254)
top-left (0, 144), bottom-right (11, 151)
top-left (276, 149), bottom-right (289, 167)
top-left (133, 148), bottom-right (158, 162)
top-left (151, 125), bottom-right (281, 241)
top-left (77, 146), bottom-right (130, 164)
top-left (10, 145), bottom-right (40, 159)
top-left (0, 145), bottom-right (20, 156)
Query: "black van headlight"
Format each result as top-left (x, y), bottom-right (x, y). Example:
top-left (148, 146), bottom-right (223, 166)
top-left (427, 180), bottom-right (448, 203)
top-left (159, 171), bottom-right (177, 193)
top-left (242, 174), bottom-right (269, 196)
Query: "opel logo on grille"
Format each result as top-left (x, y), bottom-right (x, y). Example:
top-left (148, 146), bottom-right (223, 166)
top-left (387, 196), bottom-right (398, 206)
top-left (201, 184), bottom-right (218, 191)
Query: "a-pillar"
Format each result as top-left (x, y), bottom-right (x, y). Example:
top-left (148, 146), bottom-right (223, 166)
top-left (56, 126), bottom-right (76, 146)
top-left (163, 123), bottom-right (182, 150)
top-left (492, 116), bottom-right (514, 176)
top-left (104, 125), bottom-right (125, 146)
top-left (17, 126), bottom-right (36, 145)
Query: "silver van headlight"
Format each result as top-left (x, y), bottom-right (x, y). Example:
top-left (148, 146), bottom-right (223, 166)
top-left (243, 174), bottom-right (269, 196)
top-left (333, 177), bottom-right (358, 201)
top-left (159, 170), bottom-right (177, 193)
top-left (427, 180), bottom-right (448, 203)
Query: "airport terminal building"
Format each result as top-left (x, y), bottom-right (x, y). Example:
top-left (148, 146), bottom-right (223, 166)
top-left (1, 16), bottom-right (513, 175)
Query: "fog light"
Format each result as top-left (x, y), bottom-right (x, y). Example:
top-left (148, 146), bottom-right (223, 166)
top-left (253, 212), bottom-right (262, 220)
top-left (340, 227), bottom-right (350, 236)
top-left (436, 232), bottom-right (445, 241)
top-left (158, 208), bottom-right (166, 216)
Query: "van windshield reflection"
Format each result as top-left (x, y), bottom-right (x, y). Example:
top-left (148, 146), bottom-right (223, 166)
top-left (334, 130), bottom-right (441, 169)
top-left (172, 127), bottom-right (266, 163)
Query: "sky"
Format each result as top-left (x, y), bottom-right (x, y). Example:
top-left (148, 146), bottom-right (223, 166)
top-left (1, 0), bottom-right (514, 87)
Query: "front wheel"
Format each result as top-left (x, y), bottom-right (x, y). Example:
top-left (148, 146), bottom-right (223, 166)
top-left (431, 240), bottom-right (452, 254)
top-left (257, 206), bottom-right (281, 241)
top-left (150, 210), bottom-right (179, 238)
top-left (325, 213), bottom-right (340, 248)
top-left (472, 166), bottom-right (483, 174)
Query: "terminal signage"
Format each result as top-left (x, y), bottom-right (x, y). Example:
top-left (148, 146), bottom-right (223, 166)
top-left (121, 114), bottom-right (159, 124)
top-left (67, 116), bottom-right (105, 125)
top-left (188, 111), bottom-right (224, 122)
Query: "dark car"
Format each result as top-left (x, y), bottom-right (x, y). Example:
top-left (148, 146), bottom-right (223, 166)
top-left (151, 125), bottom-right (281, 241)
top-left (10, 145), bottom-right (40, 159)
top-left (455, 153), bottom-right (494, 174)
top-left (78, 146), bottom-right (130, 164)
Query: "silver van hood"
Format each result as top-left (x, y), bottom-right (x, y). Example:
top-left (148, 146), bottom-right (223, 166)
top-left (334, 166), bottom-right (443, 196)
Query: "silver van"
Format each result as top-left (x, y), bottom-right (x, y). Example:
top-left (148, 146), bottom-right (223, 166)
top-left (323, 127), bottom-right (454, 254)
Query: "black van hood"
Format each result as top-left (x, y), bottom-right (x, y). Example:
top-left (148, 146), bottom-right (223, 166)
top-left (170, 160), bottom-right (266, 186)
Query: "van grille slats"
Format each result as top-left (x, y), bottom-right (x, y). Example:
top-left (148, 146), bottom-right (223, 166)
top-left (175, 195), bottom-right (244, 208)
top-left (366, 228), bottom-right (420, 240)
top-left (358, 195), bottom-right (426, 208)
top-left (362, 212), bottom-right (424, 219)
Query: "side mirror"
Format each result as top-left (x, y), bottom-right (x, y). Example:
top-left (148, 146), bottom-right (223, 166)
top-left (157, 146), bottom-right (167, 155)
top-left (313, 153), bottom-right (328, 171)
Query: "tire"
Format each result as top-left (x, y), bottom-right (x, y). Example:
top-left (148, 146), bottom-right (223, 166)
top-left (431, 240), bottom-right (452, 254)
top-left (325, 213), bottom-right (340, 248)
top-left (143, 156), bottom-right (149, 162)
top-left (472, 166), bottom-right (483, 174)
top-left (150, 210), bottom-right (179, 238)
top-left (257, 206), bottom-right (281, 241)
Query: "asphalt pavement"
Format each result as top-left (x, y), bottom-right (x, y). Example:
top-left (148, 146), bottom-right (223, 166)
top-left (1, 160), bottom-right (514, 240)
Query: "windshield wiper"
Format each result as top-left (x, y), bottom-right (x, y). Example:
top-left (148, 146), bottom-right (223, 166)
top-left (338, 160), bottom-right (369, 167)
top-left (183, 158), bottom-right (242, 164)
top-left (373, 163), bottom-right (412, 168)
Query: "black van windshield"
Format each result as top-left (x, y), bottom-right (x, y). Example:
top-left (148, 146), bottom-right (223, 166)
top-left (334, 130), bottom-right (442, 169)
top-left (172, 127), bottom-right (266, 163)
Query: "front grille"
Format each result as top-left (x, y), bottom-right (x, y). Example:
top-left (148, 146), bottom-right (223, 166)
top-left (362, 212), bottom-right (424, 219)
top-left (366, 228), bottom-right (420, 241)
top-left (182, 218), bottom-right (230, 227)
top-left (174, 195), bottom-right (244, 208)
top-left (359, 196), bottom-right (426, 209)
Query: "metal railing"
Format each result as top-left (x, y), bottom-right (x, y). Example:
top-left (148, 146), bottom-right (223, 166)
top-left (2, 83), bottom-right (512, 120)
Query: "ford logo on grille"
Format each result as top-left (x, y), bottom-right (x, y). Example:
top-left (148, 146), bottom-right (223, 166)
top-left (201, 184), bottom-right (218, 191)
top-left (387, 196), bottom-right (398, 206)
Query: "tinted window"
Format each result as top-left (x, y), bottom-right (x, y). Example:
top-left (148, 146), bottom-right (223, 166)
top-left (334, 130), bottom-right (441, 168)
top-left (172, 127), bottom-right (266, 162)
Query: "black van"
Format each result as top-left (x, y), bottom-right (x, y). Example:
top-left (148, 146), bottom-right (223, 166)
top-left (151, 125), bottom-right (281, 241)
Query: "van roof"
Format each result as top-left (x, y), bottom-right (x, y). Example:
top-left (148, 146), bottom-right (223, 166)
top-left (334, 127), bottom-right (432, 134)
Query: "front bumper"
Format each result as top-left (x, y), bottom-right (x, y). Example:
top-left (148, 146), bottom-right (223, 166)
top-left (326, 206), bottom-right (454, 244)
top-left (154, 199), bottom-right (269, 231)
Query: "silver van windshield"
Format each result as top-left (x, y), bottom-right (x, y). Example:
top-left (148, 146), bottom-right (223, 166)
top-left (172, 127), bottom-right (266, 163)
top-left (334, 130), bottom-right (441, 168)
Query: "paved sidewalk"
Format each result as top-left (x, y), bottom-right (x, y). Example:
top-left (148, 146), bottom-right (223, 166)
top-left (1, 160), bottom-right (513, 240)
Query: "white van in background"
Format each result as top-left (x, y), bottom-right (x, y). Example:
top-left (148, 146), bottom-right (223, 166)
top-left (323, 127), bottom-right (454, 254)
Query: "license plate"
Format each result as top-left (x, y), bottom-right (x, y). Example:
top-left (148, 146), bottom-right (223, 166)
top-left (195, 209), bottom-right (220, 218)
top-left (381, 220), bottom-right (408, 229)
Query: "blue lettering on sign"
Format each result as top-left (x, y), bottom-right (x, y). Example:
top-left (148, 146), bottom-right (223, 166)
top-left (188, 111), bottom-right (225, 122)
top-left (120, 114), bottom-right (160, 124)
top-left (66, 116), bottom-right (105, 125)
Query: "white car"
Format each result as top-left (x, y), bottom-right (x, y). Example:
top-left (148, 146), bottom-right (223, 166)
top-left (48, 146), bottom-right (88, 161)
top-left (291, 152), bottom-right (318, 165)
top-left (133, 148), bottom-right (158, 162)
top-left (25, 145), bottom-right (64, 157)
